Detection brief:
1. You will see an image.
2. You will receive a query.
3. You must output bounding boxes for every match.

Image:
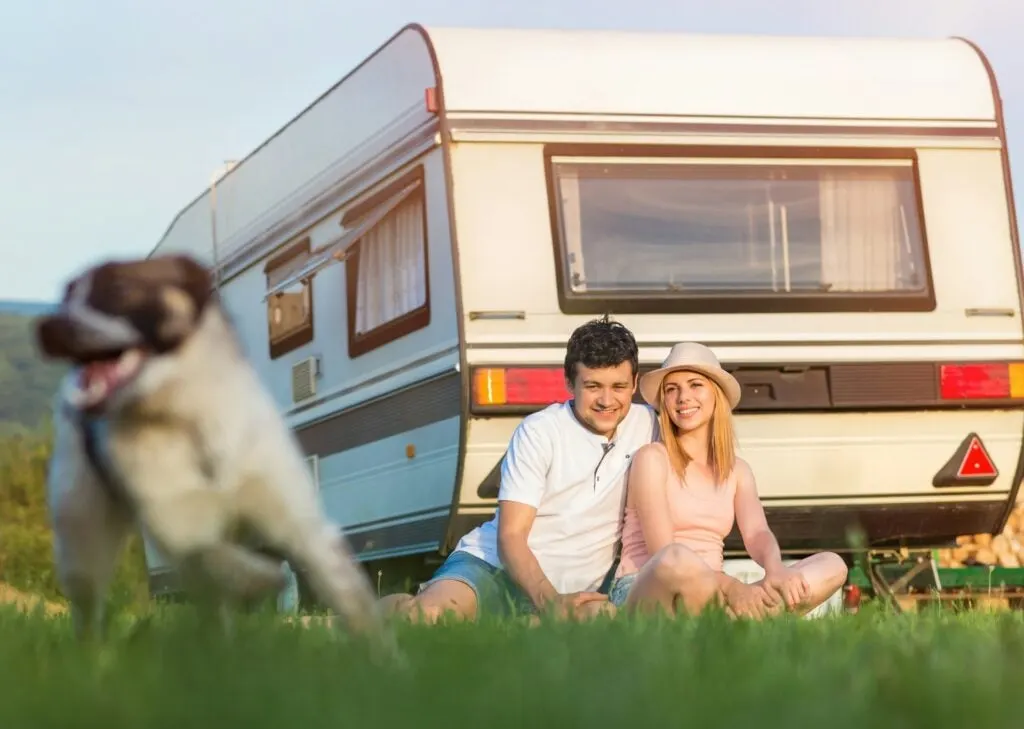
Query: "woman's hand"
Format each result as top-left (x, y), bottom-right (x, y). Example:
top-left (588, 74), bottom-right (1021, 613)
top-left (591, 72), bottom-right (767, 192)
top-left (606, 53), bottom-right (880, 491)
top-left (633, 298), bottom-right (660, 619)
top-left (721, 580), bottom-right (778, 619)
top-left (762, 565), bottom-right (810, 610)
top-left (541, 592), bottom-right (610, 620)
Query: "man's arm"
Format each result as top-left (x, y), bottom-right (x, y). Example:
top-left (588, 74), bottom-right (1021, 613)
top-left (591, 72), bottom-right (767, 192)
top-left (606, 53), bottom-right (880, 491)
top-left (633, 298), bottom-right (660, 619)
top-left (496, 500), bottom-right (559, 609)
top-left (492, 416), bottom-right (605, 614)
top-left (492, 417), bottom-right (559, 609)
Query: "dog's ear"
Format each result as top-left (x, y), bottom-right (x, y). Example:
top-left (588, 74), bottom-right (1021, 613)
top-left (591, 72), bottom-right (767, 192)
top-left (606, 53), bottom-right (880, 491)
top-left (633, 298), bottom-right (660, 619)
top-left (34, 314), bottom-right (75, 360)
top-left (33, 274), bottom-right (83, 359)
top-left (151, 255), bottom-right (214, 350)
top-left (166, 255), bottom-right (214, 312)
top-left (129, 255), bottom-right (215, 353)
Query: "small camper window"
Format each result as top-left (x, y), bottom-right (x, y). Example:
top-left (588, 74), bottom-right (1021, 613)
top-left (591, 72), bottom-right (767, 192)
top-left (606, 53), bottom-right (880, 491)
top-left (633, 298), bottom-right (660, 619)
top-left (344, 168), bottom-right (430, 358)
top-left (549, 151), bottom-right (934, 313)
top-left (264, 238), bottom-right (314, 359)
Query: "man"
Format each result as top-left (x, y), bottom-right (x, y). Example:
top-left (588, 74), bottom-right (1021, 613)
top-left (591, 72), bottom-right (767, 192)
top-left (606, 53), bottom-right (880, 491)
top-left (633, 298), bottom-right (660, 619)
top-left (381, 316), bottom-right (658, 623)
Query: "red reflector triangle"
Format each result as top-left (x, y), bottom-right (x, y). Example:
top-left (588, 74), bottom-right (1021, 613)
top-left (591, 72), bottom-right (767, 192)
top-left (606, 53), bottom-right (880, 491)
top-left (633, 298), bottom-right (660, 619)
top-left (957, 436), bottom-right (997, 479)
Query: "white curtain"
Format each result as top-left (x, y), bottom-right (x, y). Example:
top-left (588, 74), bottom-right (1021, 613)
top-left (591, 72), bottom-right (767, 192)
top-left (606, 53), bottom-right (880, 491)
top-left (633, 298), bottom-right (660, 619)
top-left (354, 195), bottom-right (427, 335)
top-left (818, 171), bottom-right (906, 292)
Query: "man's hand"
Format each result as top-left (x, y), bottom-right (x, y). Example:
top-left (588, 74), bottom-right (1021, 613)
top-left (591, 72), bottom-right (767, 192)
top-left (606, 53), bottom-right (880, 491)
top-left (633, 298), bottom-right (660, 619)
top-left (539, 591), bottom-right (609, 620)
top-left (721, 580), bottom-right (778, 620)
top-left (761, 565), bottom-right (810, 610)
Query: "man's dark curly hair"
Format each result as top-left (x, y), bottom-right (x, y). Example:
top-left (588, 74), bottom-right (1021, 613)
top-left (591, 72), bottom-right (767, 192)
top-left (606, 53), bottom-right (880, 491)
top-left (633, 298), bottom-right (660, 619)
top-left (563, 314), bottom-right (639, 383)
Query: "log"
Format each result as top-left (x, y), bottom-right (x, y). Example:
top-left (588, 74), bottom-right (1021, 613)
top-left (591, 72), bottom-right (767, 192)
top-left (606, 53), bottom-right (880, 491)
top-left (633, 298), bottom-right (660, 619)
top-left (952, 546), bottom-right (972, 563)
top-left (933, 502), bottom-right (1024, 569)
top-left (998, 552), bottom-right (1019, 568)
top-left (974, 548), bottom-right (998, 566)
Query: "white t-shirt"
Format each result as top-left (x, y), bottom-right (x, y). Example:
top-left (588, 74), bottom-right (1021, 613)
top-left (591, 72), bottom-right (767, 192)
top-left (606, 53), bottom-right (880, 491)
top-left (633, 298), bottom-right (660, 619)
top-left (454, 400), bottom-right (658, 594)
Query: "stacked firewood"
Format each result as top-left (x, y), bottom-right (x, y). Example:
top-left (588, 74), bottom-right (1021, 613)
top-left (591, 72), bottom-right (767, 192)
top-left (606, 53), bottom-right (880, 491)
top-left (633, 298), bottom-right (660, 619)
top-left (934, 502), bottom-right (1024, 568)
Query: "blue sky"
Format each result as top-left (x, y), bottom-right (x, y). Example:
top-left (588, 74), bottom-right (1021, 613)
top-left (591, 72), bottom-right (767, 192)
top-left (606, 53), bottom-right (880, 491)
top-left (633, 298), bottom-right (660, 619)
top-left (2, 0), bottom-right (1021, 302)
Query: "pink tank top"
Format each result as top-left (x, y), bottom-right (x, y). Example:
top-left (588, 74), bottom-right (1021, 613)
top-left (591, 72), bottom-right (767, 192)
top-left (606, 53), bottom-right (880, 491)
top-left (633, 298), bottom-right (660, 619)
top-left (616, 465), bottom-right (737, 576)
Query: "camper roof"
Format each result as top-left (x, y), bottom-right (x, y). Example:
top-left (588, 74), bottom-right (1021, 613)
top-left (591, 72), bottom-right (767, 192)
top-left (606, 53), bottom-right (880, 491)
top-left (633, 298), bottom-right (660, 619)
top-left (148, 24), bottom-right (1000, 268)
top-left (428, 26), bottom-right (995, 122)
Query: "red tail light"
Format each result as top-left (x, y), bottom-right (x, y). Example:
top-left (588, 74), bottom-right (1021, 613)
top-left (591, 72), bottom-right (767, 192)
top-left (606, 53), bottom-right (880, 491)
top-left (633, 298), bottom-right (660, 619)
top-left (473, 367), bottom-right (569, 407)
top-left (938, 362), bottom-right (1024, 400)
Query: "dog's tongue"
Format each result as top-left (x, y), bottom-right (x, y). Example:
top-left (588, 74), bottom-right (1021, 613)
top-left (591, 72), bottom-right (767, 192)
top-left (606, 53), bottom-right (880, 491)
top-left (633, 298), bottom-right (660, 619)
top-left (79, 360), bottom-right (121, 400)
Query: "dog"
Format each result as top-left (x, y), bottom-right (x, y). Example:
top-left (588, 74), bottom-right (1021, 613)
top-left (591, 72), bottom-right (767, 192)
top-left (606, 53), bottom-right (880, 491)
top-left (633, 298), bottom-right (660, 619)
top-left (35, 253), bottom-right (396, 658)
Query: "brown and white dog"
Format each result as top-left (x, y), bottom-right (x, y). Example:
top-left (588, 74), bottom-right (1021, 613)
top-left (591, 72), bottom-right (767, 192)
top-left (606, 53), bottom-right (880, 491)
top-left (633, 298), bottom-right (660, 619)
top-left (35, 253), bottom-right (395, 656)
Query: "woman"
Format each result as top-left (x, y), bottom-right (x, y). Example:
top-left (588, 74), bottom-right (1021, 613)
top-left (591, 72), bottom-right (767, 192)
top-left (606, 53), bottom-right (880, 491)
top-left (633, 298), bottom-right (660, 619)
top-left (609, 342), bottom-right (848, 619)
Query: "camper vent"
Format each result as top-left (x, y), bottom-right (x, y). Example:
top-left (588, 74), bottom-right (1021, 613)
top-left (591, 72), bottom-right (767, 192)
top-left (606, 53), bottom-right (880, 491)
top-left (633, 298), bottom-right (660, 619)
top-left (305, 454), bottom-right (320, 492)
top-left (291, 355), bottom-right (320, 403)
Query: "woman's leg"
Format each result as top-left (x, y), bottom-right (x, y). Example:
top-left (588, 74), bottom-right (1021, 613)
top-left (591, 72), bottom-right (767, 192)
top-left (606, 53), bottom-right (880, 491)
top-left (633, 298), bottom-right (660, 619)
top-left (755, 551), bottom-right (849, 616)
top-left (618, 546), bottom-right (848, 620)
top-left (620, 544), bottom-right (723, 616)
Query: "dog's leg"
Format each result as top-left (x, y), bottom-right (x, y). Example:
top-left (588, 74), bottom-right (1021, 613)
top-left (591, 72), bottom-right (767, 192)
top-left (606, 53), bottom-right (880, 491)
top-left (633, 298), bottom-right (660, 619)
top-left (47, 410), bottom-right (133, 642)
top-left (196, 542), bottom-right (289, 601)
top-left (140, 490), bottom-right (288, 636)
top-left (290, 523), bottom-right (405, 665)
top-left (51, 503), bottom-right (131, 642)
top-left (174, 552), bottom-right (228, 637)
top-left (174, 544), bottom-right (283, 638)
top-left (295, 523), bottom-right (384, 634)
top-left (193, 543), bottom-right (289, 636)
top-left (253, 514), bottom-right (402, 664)
top-left (232, 467), bottom-right (401, 663)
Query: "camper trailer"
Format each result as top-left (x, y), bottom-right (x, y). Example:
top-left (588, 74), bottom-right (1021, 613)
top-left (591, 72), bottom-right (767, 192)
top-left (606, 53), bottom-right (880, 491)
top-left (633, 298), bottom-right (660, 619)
top-left (144, 24), bottom-right (1023, 601)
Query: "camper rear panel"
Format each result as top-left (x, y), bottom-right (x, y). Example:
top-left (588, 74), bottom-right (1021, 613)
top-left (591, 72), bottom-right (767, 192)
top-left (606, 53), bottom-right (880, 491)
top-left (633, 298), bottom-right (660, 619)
top-left (449, 136), bottom-right (1024, 553)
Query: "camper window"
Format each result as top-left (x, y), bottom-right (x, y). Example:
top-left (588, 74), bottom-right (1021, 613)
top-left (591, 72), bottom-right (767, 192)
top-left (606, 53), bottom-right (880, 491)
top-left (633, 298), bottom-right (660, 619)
top-left (548, 150), bottom-right (933, 313)
top-left (264, 238), bottom-right (315, 359)
top-left (344, 171), bottom-right (430, 358)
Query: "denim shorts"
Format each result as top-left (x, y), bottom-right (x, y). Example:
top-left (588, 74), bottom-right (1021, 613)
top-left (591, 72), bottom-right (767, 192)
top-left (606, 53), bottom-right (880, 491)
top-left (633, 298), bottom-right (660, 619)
top-left (418, 550), bottom-right (537, 619)
top-left (608, 572), bottom-right (638, 607)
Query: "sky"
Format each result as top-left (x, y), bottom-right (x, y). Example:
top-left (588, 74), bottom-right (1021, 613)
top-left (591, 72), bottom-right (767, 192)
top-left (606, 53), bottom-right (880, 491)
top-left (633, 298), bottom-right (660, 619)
top-left (1, 0), bottom-right (1021, 302)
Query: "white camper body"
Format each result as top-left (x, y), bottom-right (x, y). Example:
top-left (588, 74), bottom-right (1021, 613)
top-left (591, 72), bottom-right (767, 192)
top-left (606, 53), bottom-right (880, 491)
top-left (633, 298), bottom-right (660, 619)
top-left (144, 25), bottom-right (1023, 596)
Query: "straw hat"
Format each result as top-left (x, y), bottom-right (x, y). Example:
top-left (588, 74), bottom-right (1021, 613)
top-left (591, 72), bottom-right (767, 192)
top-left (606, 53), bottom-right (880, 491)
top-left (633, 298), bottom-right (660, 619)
top-left (639, 342), bottom-right (741, 411)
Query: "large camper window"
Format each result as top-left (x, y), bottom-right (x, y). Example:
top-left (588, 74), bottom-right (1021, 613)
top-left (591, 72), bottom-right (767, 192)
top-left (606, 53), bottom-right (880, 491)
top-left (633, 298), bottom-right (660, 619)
top-left (549, 152), bottom-right (933, 313)
top-left (345, 172), bottom-right (430, 358)
top-left (265, 238), bottom-right (314, 359)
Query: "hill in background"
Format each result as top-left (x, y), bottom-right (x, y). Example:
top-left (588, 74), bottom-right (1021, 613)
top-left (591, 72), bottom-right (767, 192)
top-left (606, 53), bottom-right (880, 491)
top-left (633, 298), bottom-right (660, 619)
top-left (0, 301), bottom-right (54, 317)
top-left (0, 303), bottom-right (65, 434)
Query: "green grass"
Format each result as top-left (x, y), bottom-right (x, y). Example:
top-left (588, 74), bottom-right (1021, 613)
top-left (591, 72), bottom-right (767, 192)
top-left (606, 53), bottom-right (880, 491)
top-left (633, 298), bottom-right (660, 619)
top-left (1, 601), bottom-right (1023, 729)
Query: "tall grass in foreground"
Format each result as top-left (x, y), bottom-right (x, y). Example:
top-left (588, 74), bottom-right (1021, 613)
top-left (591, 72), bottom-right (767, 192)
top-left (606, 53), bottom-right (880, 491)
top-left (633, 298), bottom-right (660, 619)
top-left (1, 601), bottom-right (1023, 729)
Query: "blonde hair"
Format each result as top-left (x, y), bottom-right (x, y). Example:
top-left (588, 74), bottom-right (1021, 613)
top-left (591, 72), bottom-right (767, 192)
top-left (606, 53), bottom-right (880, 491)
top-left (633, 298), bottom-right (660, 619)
top-left (657, 372), bottom-right (737, 485)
